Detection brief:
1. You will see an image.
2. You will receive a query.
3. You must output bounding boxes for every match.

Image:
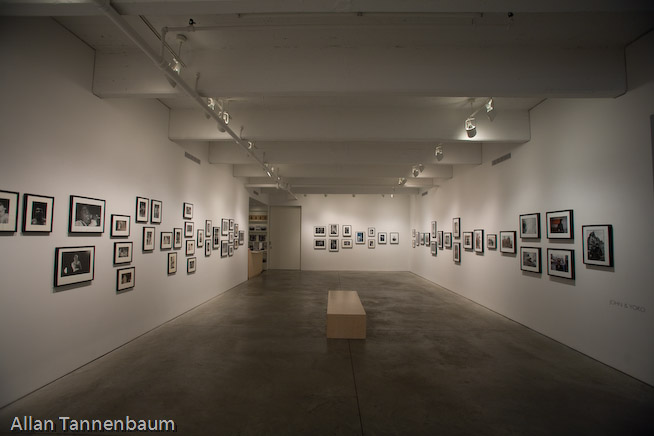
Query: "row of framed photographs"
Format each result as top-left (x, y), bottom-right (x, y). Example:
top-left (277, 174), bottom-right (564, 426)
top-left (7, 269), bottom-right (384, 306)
top-left (519, 210), bottom-right (573, 239)
top-left (313, 231), bottom-right (399, 249)
top-left (314, 225), bottom-right (386, 239)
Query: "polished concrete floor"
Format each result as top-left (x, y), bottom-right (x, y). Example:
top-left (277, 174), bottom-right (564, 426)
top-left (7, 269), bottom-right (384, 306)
top-left (1, 271), bottom-right (652, 435)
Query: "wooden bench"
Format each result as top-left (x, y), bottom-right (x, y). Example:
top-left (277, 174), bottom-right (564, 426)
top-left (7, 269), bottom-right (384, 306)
top-left (326, 290), bottom-right (366, 339)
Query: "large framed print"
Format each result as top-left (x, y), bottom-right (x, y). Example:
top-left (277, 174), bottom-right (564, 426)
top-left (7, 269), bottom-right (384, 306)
top-left (314, 226), bottom-right (326, 237)
top-left (314, 239), bottom-right (326, 250)
top-left (520, 247), bottom-right (541, 273)
top-left (453, 242), bottom-right (461, 263)
top-left (342, 239), bottom-right (353, 249)
top-left (548, 248), bottom-right (575, 279)
top-left (221, 219), bottom-right (229, 236)
top-left (329, 224), bottom-right (339, 237)
top-left (110, 214), bottom-right (130, 237)
top-left (342, 225), bottom-right (352, 237)
top-left (453, 218), bottom-right (461, 239)
top-left (160, 231), bottom-right (173, 249)
top-left (23, 193), bottom-right (55, 233)
top-left (150, 199), bottom-right (162, 224)
top-left (487, 234), bottom-right (497, 250)
top-left (431, 221), bottom-right (437, 238)
top-left (329, 239), bottom-right (339, 252)
top-left (212, 227), bottom-right (221, 249)
top-left (499, 231), bottom-right (516, 254)
top-left (173, 228), bottom-right (183, 249)
top-left (197, 229), bottom-right (204, 247)
top-left (474, 229), bottom-right (484, 253)
top-left (355, 231), bottom-right (365, 244)
top-left (519, 213), bottom-right (540, 238)
top-left (221, 240), bottom-right (229, 257)
top-left (183, 202), bottom-right (193, 219)
top-left (117, 267), bottom-right (135, 292)
top-left (135, 197), bottom-right (149, 223)
top-left (167, 252), bottom-right (177, 274)
top-left (582, 225), bottom-right (613, 267)
top-left (55, 246), bottom-right (95, 287)
top-left (186, 239), bottom-right (195, 256)
top-left (444, 232), bottom-right (452, 248)
top-left (463, 232), bottom-right (473, 250)
top-left (390, 232), bottom-right (399, 244)
top-left (187, 257), bottom-right (197, 274)
top-left (378, 232), bottom-right (387, 244)
top-left (184, 221), bottom-right (194, 238)
top-left (69, 196), bottom-right (105, 233)
top-left (113, 242), bottom-right (133, 265)
top-left (437, 231), bottom-right (443, 250)
top-left (143, 227), bottom-right (155, 251)
top-left (0, 190), bottom-right (19, 232)
top-left (546, 209), bottom-right (574, 239)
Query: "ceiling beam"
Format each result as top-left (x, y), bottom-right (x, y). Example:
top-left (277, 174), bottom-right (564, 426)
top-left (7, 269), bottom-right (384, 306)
top-left (233, 164), bottom-right (453, 178)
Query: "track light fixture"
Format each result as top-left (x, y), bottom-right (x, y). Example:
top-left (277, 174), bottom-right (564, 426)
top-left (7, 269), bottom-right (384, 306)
top-left (171, 58), bottom-right (182, 74)
top-left (411, 164), bottom-right (424, 178)
top-left (247, 141), bottom-right (255, 150)
top-left (398, 177), bottom-right (407, 186)
top-left (207, 98), bottom-right (216, 110)
top-left (485, 98), bottom-right (496, 121)
top-left (465, 117), bottom-right (477, 138)
top-left (435, 144), bottom-right (444, 161)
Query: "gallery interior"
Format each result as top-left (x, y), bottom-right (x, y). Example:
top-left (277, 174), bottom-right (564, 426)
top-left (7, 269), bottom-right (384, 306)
top-left (0, 1), bottom-right (653, 434)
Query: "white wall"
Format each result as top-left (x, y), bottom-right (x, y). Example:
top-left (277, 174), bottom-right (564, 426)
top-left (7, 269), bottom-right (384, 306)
top-left (0, 18), bottom-right (249, 406)
top-left (410, 34), bottom-right (654, 385)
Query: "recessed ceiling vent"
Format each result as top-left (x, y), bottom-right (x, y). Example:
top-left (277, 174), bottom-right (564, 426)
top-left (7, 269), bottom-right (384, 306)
top-left (184, 151), bottom-right (201, 165)
top-left (492, 153), bottom-right (511, 166)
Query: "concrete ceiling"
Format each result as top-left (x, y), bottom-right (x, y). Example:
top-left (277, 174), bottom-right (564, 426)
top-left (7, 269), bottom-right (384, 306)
top-left (3, 1), bottom-right (653, 199)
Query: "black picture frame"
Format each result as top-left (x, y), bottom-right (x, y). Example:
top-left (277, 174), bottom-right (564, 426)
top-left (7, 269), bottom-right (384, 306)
top-left (463, 232), bottom-right (473, 250)
top-left (167, 252), bottom-right (177, 275)
top-left (582, 224), bottom-right (613, 267)
top-left (314, 239), bottom-right (326, 249)
top-left (221, 240), bottom-right (229, 257)
top-left (453, 242), bottom-right (461, 263)
top-left (160, 231), bottom-right (173, 250)
top-left (548, 248), bottom-right (575, 279)
top-left (183, 202), bottom-right (193, 219)
top-left (184, 221), bottom-right (194, 238)
top-left (238, 230), bottom-right (245, 245)
top-left (0, 190), bottom-right (19, 232)
top-left (221, 219), bottom-right (229, 236)
top-left (186, 239), bottom-right (195, 256)
top-left (117, 267), bottom-right (135, 292)
top-left (487, 234), bottom-right (497, 250)
top-left (437, 231), bottom-right (443, 250)
top-left (378, 232), bottom-right (387, 244)
top-left (229, 219), bottom-right (235, 232)
top-left (520, 246), bottom-right (541, 273)
top-left (519, 213), bottom-right (540, 238)
top-left (54, 246), bottom-right (95, 287)
top-left (329, 238), bottom-right (339, 252)
top-left (197, 229), bottom-right (204, 247)
top-left (150, 199), bottom-right (162, 224)
top-left (23, 193), bottom-right (55, 233)
top-left (499, 231), bottom-right (516, 254)
top-left (228, 244), bottom-right (234, 257)
top-left (205, 239), bottom-right (211, 256)
top-left (474, 229), bottom-right (484, 253)
top-left (69, 195), bottom-right (105, 234)
top-left (431, 221), bottom-right (437, 238)
top-left (546, 209), bottom-right (574, 239)
top-left (444, 232), bottom-right (452, 248)
top-left (187, 257), bottom-right (197, 274)
top-left (173, 228), bottom-right (183, 249)
top-left (205, 220), bottom-right (212, 236)
top-left (329, 224), bottom-right (339, 237)
top-left (113, 241), bottom-right (133, 265)
top-left (135, 196), bottom-right (149, 223)
top-left (453, 217), bottom-right (461, 239)
top-left (213, 227), bottom-right (221, 249)
top-left (431, 241), bottom-right (437, 256)
top-left (143, 227), bottom-right (155, 252)
top-left (110, 214), bottom-right (130, 238)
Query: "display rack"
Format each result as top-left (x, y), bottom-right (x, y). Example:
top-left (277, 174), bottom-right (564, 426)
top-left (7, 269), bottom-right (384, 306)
top-left (248, 212), bottom-right (268, 269)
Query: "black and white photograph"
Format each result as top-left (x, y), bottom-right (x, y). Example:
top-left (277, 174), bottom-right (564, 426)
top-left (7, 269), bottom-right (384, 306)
top-left (437, 231), bottom-right (444, 250)
top-left (167, 252), bottom-right (177, 274)
top-left (228, 245), bottom-right (234, 257)
top-left (234, 223), bottom-right (239, 234)
top-left (412, 239), bottom-right (416, 248)
top-left (355, 231), bottom-right (365, 244)
top-left (314, 226), bottom-right (326, 237)
top-left (329, 238), bottom-right (339, 252)
top-left (185, 221), bottom-right (194, 238)
top-left (205, 220), bottom-right (212, 236)
top-left (474, 229), bottom-right (484, 253)
top-left (54, 246), bottom-right (95, 287)
top-left (342, 225), bottom-right (352, 237)
top-left (425, 233), bottom-right (430, 246)
top-left (329, 224), bottom-right (339, 237)
top-left (378, 232), bottom-right (387, 244)
top-left (221, 240), bottom-right (229, 257)
top-left (368, 227), bottom-right (375, 237)
top-left (183, 202), bottom-right (193, 219)
top-left (520, 213), bottom-right (541, 238)
top-left (229, 231), bottom-right (234, 243)
top-left (221, 218), bottom-right (229, 236)
top-left (173, 228), bottom-right (183, 249)
top-left (229, 219), bottom-right (235, 232)
top-left (487, 234), bottom-right (497, 250)
top-left (197, 229), bottom-right (204, 247)
top-left (547, 209), bottom-right (574, 239)
top-left (213, 227), bottom-right (221, 249)
top-left (463, 232), bottom-right (473, 250)
top-left (342, 239), bottom-right (353, 249)
top-left (110, 214), bottom-right (130, 238)
top-left (160, 231), bottom-right (172, 250)
top-left (431, 221), bottom-right (437, 238)
top-left (116, 267), bottom-right (135, 292)
top-left (390, 232), bottom-right (399, 244)
top-left (314, 239), bottom-right (326, 250)
top-left (135, 197), bottom-right (149, 223)
top-left (238, 230), bottom-right (245, 245)
top-left (431, 241), bottom-right (437, 256)
top-left (582, 224), bottom-right (613, 267)
top-left (143, 227), bottom-right (155, 251)
top-left (520, 247), bottom-right (541, 273)
top-left (150, 199), bottom-right (162, 224)
top-left (69, 195), bottom-right (105, 233)
top-left (113, 242), bottom-right (133, 265)
top-left (444, 232), bottom-right (452, 248)
top-left (186, 239), bottom-right (195, 256)
top-left (187, 257), bottom-right (197, 274)
top-left (453, 242), bottom-right (461, 263)
top-left (0, 190), bottom-right (19, 232)
top-left (548, 248), bottom-right (575, 279)
top-left (453, 217), bottom-right (461, 239)
top-left (368, 238), bottom-right (375, 249)
top-left (205, 239), bottom-right (211, 256)
top-left (500, 231), bottom-right (516, 254)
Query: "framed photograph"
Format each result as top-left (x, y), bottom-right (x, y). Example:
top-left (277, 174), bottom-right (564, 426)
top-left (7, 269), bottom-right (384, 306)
top-left (143, 227), bottom-right (155, 251)
top-left (520, 247), bottom-right (541, 273)
top-left (314, 239), bottom-right (326, 249)
top-left (430, 221), bottom-right (437, 238)
top-left (548, 248), bottom-right (575, 279)
top-left (69, 195), bottom-right (105, 233)
top-left (229, 219), bottom-right (235, 232)
top-left (150, 199), bottom-right (162, 224)
top-left (54, 246), bottom-right (95, 287)
top-left (234, 223), bottom-right (239, 234)
top-left (329, 224), bottom-right (339, 237)
top-left (487, 234), bottom-right (497, 250)
top-left (342, 225), bottom-right (352, 237)
top-left (187, 257), bottom-right (197, 274)
top-left (425, 233), bottom-right (430, 245)
top-left (110, 214), bottom-right (130, 237)
top-left (238, 230), bottom-right (245, 245)
top-left (221, 240), bottom-right (228, 257)
top-left (228, 245), bottom-right (234, 257)
top-left (329, 239), bottom-right (339, 252)
top-left (135, 197), bottom-right (149, 223)
top-left (412, 239), bottom-right (416, 248)
top-left (167, 252), bottom-right (177, 275)
top-left (173, 228), bottom-right (183, 249)
top-left (197, 229), bottom-right (204, 246)
top-left (113, 242), bottom-right (133, 265)
top-left (184, 221), bottom-right (194, 238)
top-left (229, 232), bottom-right (234, 243)
top-left (368, 227), bottom-right (375, 237)
top-left (205, 220), bottom-right (212, 236)
top-left (0, 190), bottom-right (19, 232)
top-left (212, 227), bottom-right (220, 249)
top-left (412, 229), bottom-right (416, 237)
top-left (355, 231), bottom-right (365, 244)
top-left (186, 239), bottom-right (195, 256)
top-left (342, 239), bottom-right (353, 249)
top-left (183, 202), bottom-right (193, 219)
top-left (420, 233), bottom-right (425, 246)
top-left (437, 231), bottom-right (444, 250)
top-left (463, 232), bottom-right (473, 250)
top-left (582, 225), bottom-right (613, 267)
top-left (205, 239), bottom-right (211, 256)
top-left (453, 217), bottom-right (461, 239)
top-left (474, 229), bottom-right (484, 253)
top-left (430, 241), bottom-right (437, 256)
top-left (453, 242), bottom-right (461, 263)
top-left (160, 231), bottom-right (172, 250)
top-left (221, 219), bottom-right (229, 236)
top-left (390, 232), bottom-right (399, 244)
top-left (117, 267), bottom-right (135, 292)
top-left (233, 238), bottom-right (238, 250)
top-left (499, 231), bottom-right (516, 254)
top-left (314, 226), bottom-right (326, 237)
top-left (520, 213), bottom-right (540, 238)
top-left (444, 232), bottom-right (452, 248)
top-left (368, 239), bottom-right (375, 249)
top-left (547, 209), bottom-right (574, 239)
top-left (378, 232), bottom-right (387, 244)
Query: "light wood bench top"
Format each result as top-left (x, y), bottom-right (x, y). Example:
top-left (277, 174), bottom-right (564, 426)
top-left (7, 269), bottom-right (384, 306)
top-left (327, 290), bottom-right (366, 315)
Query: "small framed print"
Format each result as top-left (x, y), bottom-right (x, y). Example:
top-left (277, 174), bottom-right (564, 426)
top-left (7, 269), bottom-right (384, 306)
top-left (117, 267), bottom-right (135, 292)
top-left (0, 190), bottom-right (19, 232)
top-left (221, 219), bottom-right (229, 236)
top-left (487, 234), bottom-right (497, 250)
top-left (229, 231), bottom-right (234, 243)
top-left (238, 231), bottom-right (245, 245)
top-left (368, 227), bottom-right (375, 237)
top-left (183, 202), bottom-right (193, 219)
top-left (520, 247), bottom-right (541, 273)
top-left (69, 195), bottom-right (105, 233)
top-left (229, 219), bottom-right (235, 232)
top-left (186, 239), bottom-right (195, 256)
top-left (143, 227), bottom-right (155, 251)
top-left (342, 239), bottom-right (353, 249)
top-left (474, 229), bottom-right (484, 253)
top-left (342, 225), bottom-right (352, 237)
top-left (167, 252), bottom-right (177, 274)
top-left (431, 221), bottom-right (437, 238)
top-left (425, 233), bottom-right (430, 245)
top-left (221, 240), bottom-right (229, 257)
top-left (444, 232), bottom-right (452, 248)
top-left (582, 225), bottom-right (613, 267)
top-left (329, 224), bottom-right (339, 237)
top-left (368, 239), bottom-right (375, 249)
top-left (23, 194), bottom-right (54, 233)
top-left (197, 229), bottom-right (204, 246)
top-left (110, 214), bottom-right (130, 237)
top-left (355, 231), bottom-right (365, 244)
top-left (205, 220), bottom-right (212, 236)
top-left (463, 232), bottom-right (473, 250)
top-left (437, 231), bottom-right (444, 250)
top-left (234, 223), bottom-right (239, 234)
top-left (390, 232), bottom-right (399, 244)
top-left (135, 197), bottom-right (149, 223)
top-left (499, 231), bottom-right (516, 254)
top-left (160, 231), bottom-right (173, 250)
top-left (314, 239), bottom-right (326, 250)
top-left (548, 248), bottom-right (575, 279)
top-left (233, 238), bottom-right (238, 250)
top-left (314, 226), bottom-right (326, 237)
top-left (184, 221), bottom-right (194, 238)
top-left (329, 239), bottom-right (339, 252)
top-left (430, 241), bottom-right (437, 256)
top-left (173, 228), bottom-right (183, 249)
top-left (113, 242), bottom-right (133, 265)
top-left (150, 199), bottom-right (162, 224)
top-left (378, 232), bottom-right (387, 244)
top-left (187, 257), bottom-right (197, 274)
top-left (228, 245), bottom-right (234, 257)
top-left (212, 227), bottom-right (220, 249)
top-left (412, 239), bottom-right (416, 248)
top-left (54, 246), bottom-right (95, 287)
top-left (453, 218), bottom-right (461, 239)
top-left (520, 213), bottom-right (540, 238)
top-left (420, 233), bottom-right (425, 246)
top-left (453, 242), bottom-right (461, 263)
top-left (547, 209), bottom-right (574, 239)
top-left (412, 229), bottom-right (416, 237)
top-left (205, 239), bottom-right (211, 256)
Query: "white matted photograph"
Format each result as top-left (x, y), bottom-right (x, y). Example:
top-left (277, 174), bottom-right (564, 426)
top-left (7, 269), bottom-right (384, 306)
top-left (150, 199), bottom-right (162, 224)
top-left (378, 232), bottom-right (387, 244)
top-left (183, 202), bottom-right (193, 219)
top-left (143, 227), bottom-right (155, 252)
top-left (520, 213), bottom-right (541, 238)
top-left (520, 246), bottom-right (541, 273)
top-left (135, 196), bottom-right (149, 223)
top-left (54, 246), bottom-right (95, 287)
top-left (329, 224), bottom-right (339, 237)
top-left (110, 214), bottom-right (130, 238)
top-left (113, 242), bottom-right (133, 265)
top-left (547, 209), bottom-right (574, 239)
top-left (314, 226), bottom-right (326, 237)
top-left (69, 195), bottom-right (105, 233)
top-left (329, 238), bottom-right (339, 252)
top-left (314, 239), bottom-right (326, 250)
top-left (167, 252), bottom-right (177, 274)
top-left (582, 224), bottom-right (613, 267)
top-left (499, 231), bottom-right (516, 254)
top-left (548, 248), bottom-right (575, 279)
top-left (355, 231), bottom-right (365, 244)
top-left (117, 267), bottom-right (135, 292)
top-left (0, 190), bottom-right (19, 232)
top-left (390, 232), bottom-right (399, 244)
top-left (342, 239), bottom-right (353, 249)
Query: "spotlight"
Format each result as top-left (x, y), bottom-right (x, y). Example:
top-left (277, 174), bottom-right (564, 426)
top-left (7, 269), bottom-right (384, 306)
top-left (465, 117), bottom-right (477, 138)
top-left (207, 98), bottom-right (216, 110)
top-left (398, 177), bottom-right (407, 186)
top-left (247, 141), bottom-right (255, 150)
top-left (171, 58), bottom-right (182, 75)
top-left (221, 110), bottom-right (230, 125)
top-left (417, 164), bottom-right (424, 173)
top-left (412, 166), bottom-right (420, 178)
top-left (390, 192), bottom-right (394, 198)
top-left (435, 144), bottom-right (444, 161)
top-left (485, 98), bottom-right (496, 121)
